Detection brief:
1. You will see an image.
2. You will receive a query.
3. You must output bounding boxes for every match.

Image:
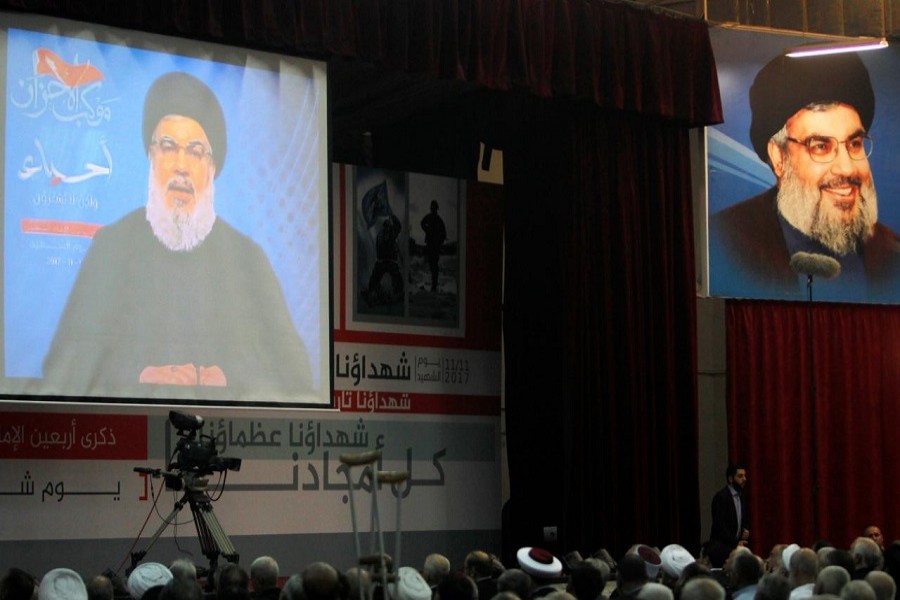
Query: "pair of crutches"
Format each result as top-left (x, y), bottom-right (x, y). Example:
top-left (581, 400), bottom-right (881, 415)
top-left (340, 449), bottom-right (409, 600)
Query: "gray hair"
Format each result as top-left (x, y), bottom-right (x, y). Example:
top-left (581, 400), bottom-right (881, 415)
top-left (815, 566), bottom-right (851, 596)
top-left (681, 578), bottom-right (725, 600)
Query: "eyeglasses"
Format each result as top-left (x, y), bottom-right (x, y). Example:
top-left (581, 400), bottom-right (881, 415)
top-left (785, 134), bottom-right (873, 163)
top-left (151, 136), bottom-right (212, 164)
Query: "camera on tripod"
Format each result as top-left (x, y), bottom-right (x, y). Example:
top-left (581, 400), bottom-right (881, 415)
top-left (165, 411), bottom-right (241, 491)
top-left (129, 410), bottom-right (242, 577)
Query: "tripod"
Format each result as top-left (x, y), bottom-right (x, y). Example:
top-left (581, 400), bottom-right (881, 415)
top-left (129, 473), bottom-right (238, 578)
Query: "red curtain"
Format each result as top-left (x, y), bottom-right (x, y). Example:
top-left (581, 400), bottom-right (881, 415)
top-left (726, 300), bottom-right (900, 553)
top-left (0, 0), bottom-right (722, 126)
top-left (502, 96), bottom-right (700, 561)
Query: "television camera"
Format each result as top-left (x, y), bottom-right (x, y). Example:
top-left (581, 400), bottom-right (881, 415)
top-left (129, 410), bottom-right (242, 579)
top-left (165, 410), bottom-right (241, 491)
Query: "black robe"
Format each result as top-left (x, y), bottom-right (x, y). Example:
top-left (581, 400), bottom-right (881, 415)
top-left (43, 208), bottom-right (312, 402)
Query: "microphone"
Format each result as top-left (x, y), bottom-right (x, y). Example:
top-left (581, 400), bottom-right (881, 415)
top-left (789, 252), bottom-right (841, 279)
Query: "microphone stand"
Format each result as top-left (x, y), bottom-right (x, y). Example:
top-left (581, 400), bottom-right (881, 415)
top-left (805, 273), bottom-right (819, 541)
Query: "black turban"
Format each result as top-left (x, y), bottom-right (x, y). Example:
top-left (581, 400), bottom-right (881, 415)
top-left (749, 52), bottom-right (874, 163)
top-left (142, 72), bottom-right (227, 176)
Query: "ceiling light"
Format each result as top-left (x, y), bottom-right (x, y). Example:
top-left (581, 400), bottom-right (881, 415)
top-left (786, 37), bottom-right (888, 58)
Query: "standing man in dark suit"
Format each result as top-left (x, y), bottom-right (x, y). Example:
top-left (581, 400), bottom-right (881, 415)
top-left (707, 463), bottom-right (750, 568)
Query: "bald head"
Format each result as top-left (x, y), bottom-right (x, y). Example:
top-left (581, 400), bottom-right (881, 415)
top-left (302, 563), bottom-right (342, 600)
top-left (424, 555), bottom-right (451, 587)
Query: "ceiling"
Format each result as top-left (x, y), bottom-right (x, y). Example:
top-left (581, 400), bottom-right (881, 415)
top-left (631, 0), bottom-right (898, 39)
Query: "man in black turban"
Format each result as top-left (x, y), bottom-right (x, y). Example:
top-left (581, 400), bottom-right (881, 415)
top-left (43, 72), bottom-right (311, 401)
top-left (709, 52), bottom-right (900, 302)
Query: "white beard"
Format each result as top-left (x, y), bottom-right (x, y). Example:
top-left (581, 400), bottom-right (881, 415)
top-left (776, 159), bottom-right (877, 256)
top-left (146, 174), bottom-right (216, 252)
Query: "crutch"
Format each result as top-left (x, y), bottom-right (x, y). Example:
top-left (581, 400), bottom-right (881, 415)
top-left (339, 451), bottom-right (408, 600)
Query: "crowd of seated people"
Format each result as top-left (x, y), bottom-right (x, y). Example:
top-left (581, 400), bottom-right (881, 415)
top-left (4, 530), bottom-right (900, 600)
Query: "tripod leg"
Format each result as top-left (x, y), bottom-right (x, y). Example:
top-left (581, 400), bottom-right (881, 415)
top-left (128, 495), bottom-right (189, 575)
top-left (197, 502), bottom-right (238, 561)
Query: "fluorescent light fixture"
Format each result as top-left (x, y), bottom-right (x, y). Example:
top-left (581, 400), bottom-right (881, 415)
top-left (786, 37), bottom-right (888, 58)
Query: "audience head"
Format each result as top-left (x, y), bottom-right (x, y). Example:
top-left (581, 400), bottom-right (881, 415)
top-left (675, 562), bottom-right (712, 599)
top-left (863, 572), bottom-right (895, 600)
top-left (278, 575), bottom-right (304, 600)
top-left (39, 570), bottom-right (87, 600)
top-left (128, 564), bottom-right (174, 600)
top-left (841, 581), bottom-right (877, 600)
top-left (466, 551), bottom-right (495, 580)
top-left (543, 593), bottom-right (576, 600)
top-left (250, 557), bottom-right (279, 592)
top-left (168, 561), bottom-right (197, 584)
top-left (824, 550), bottom-right (856, 576)
top-left (216, 564), bottom-right (249, 600)
top-left (2, 568), bottom-right (40, 600)
top-left (731, 553), bottom-right (763, 591)
top-left (86, 577), bottom-right (113, 600)
top-left (628, 546), bottom-right (662, 581)
top-left (660, 545), bottom-right (694, 584)
top-left (851, 538), bottom-right (885, 574)
top-left (815, 566), bottom-right (851, 596)
top-left (435, 572), bottom-right (477, 600)
top-left (390, 568), bottom-right (431, 600)
top-left (423, 555), bottom-right (451, 588)
top-left (618, 554), bottom-right (650, 595)
top-left (158, 579), bottom-right (202, 600)
top-left (765, 546), bottom-right (788, 576)
top-left (497, 569), bottom-right (534, 600)
top-left (637, 583), bottom-right (673, 600)
top-left (863, 528), bottom-right (885, 550)
top-left (345, 568), bottom-right (370, 600)
top-left (680, 578), bottom-right (725, 600)
top-left (517, 548), bottom-right (563, 582)
top-left (566, 560), bottom-right (607, 600)
top-left (782, 545), bottom-right (801, 576)
top-left (755, 574), bottom-right (790, 600)
top-left (725, 547), bottom-right (753, 576)
top-left (301, 563), bottom-right (343, 600)
top-left (789, 548), bottom-right (819, 588)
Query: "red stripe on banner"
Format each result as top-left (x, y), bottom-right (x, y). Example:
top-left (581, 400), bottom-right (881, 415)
top-left (335, 391), bottom-right (500, 416)
top-left (0, 413), bottom-right (147, 459)
top-left (334, 328), bottom-right (492, 350)
top-left (21, 219), bottom-right (101, 238)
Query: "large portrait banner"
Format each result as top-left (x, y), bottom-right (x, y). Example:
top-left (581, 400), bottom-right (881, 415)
top-left (707, 28), bottom-right (900, 304)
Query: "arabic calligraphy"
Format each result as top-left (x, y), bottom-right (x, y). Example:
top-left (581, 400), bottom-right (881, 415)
top-left (335, 352), bottom-right (412, 386)
top-left (335, 391), bottom-right (411, 413)
top-left (335, 351), bottom-right (473, 388)
top-left (200, 418), bottom-right (381, 455)
top-left (0, 419), bottom-right (118, 453)
top-left (10, 48), bottom-right (114, 127)
top-left (0, 471), bottom-right (121, 502)
top-left (18, 137), bottom-right (112, 185)
top-left (218, 447), bottom-right (447, 497)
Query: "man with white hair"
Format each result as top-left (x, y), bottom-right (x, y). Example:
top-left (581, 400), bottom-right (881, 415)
top-left (864, 571), bottom-right (895, 600)
top-left (787, 548), bottom-right (818, 600)
top-left (680, 578), bottom-right (725, 600)
top-left (423, 554), bottom-right (451, 596)
top-left (249, 556), bottom-right (280, 600)
top-left (814, 565), bottom-right (851, 596)
top-left (851, 537), bottom-right (885, 579)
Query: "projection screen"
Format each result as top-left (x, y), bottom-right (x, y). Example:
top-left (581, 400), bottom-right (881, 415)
top-left (0, 12), bottom-right (331, 406)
